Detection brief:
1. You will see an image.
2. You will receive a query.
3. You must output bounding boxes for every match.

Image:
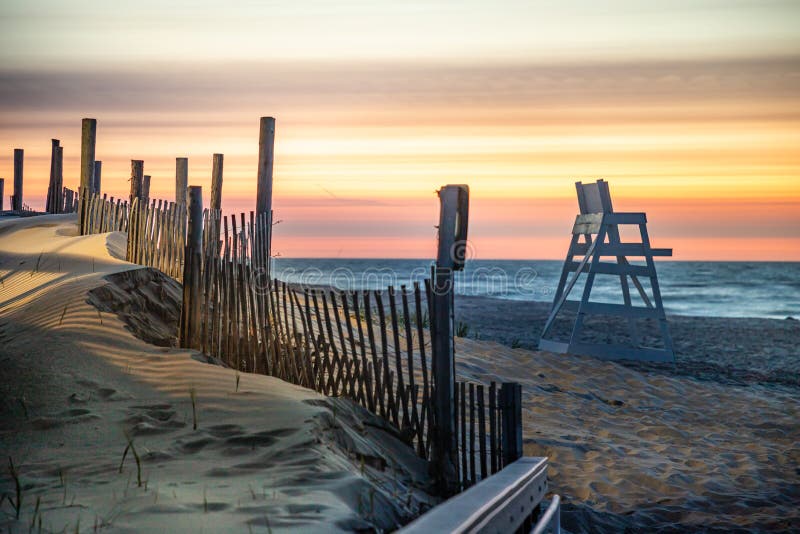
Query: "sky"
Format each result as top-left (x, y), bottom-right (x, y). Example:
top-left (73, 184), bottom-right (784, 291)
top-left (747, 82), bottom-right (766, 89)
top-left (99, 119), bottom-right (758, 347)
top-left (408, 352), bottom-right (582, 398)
top-left (1, 0), bottom-right (799, 260)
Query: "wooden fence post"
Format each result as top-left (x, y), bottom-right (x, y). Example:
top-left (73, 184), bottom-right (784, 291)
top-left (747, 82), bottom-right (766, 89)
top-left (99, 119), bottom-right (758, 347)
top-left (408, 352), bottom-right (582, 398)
top-left (93, 161), bottom-right (102, 195)
top-left (46, 139), bottom-right (60, 213)
top-left (431, 184), bottom-right (470, 495)
top-left (210, 153), bottom-right (223, 211)
top-left (256, 117), bottom-right (275, 278)
top-left (0, 178), bottom-right (4, 211)
top-left (129, 160), bottom-right (144, 204)
top-left (12, 149), bottom-right (23, 211)
top-left (55, 146), bottom-right (64, 213)
top-left (180, 185), bottom-right (203, 349)
top-left (176, 157), bottom-right (188, 206)
top-left (501, 382), bottom-right (523, 467)
top-left (142, 175), bottom-right (151, 203)
top-left (79, 118), bottom-right (97, 227)
top-left (81, 118), bottom-right (97, 193)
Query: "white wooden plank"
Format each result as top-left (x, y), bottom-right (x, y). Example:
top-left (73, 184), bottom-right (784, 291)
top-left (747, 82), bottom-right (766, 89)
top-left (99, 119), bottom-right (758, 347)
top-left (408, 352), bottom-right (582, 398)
top-left (399, 457), bottom-right (548, 534)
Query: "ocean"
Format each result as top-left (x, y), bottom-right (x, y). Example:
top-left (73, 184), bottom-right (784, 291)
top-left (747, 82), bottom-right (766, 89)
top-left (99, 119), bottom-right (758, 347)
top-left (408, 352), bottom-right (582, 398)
top-left (272, 258), bottom-right (800, 320)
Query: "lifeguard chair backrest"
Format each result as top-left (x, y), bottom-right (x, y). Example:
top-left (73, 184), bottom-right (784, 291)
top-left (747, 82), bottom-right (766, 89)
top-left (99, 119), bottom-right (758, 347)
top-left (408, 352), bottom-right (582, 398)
top-left (576, 179), bottom-right (614, 214)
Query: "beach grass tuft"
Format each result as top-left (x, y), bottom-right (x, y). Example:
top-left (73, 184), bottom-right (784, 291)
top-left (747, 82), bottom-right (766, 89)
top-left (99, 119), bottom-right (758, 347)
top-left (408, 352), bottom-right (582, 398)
top-left (32, 252), bottom-right (43, 277)
top-left (189, 387), bottom-right (198, 430)
top-left (119, 431), bottom-right (143, 487)
top-left (8, 456), bottom-right (21, 519)
top-left (456, 321), bottom-right (469, 337)
top-left (30, 495), bottom-right (41, 530)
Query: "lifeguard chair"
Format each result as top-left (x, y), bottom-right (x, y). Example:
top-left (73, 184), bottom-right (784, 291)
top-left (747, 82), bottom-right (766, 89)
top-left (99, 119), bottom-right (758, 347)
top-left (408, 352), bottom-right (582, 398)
top-left (539, 179), bottom-right (675, 362)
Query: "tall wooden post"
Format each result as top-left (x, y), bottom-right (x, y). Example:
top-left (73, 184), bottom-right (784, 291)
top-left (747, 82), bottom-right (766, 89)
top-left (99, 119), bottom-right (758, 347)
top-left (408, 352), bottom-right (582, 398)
top-left (0, 179), bottom-right (4, 211)
top-left (129, 160), bottom-right (144, 204)
top-left (501, 382), bottom-right (523, 467)
top-left (256, 117), bottom-right (275, 278)
top-left (180, 186), bottom-right (203, 349)
top-left (79, 118), bottom-right (97, 228)
top-left (175, 157), bottom-right (188, 206)
top-left (80, 118), bottom-right (97, 194)
top-left (256, 117), bottom-right (275, 216)
top-left (46, 139), bottom-right (60, 213)
top-left (55, 146), bottom-right (64, 213)
top-left (431, 184), bottom-right (470, 496)
top-left (93, 161), bottom-right (102, 195)
top-left (210, 153), bottom-right (223, 211)
top-left (142, 175), bottom-right (151, 203)
top-left (12, 149), bottom-right (23, 211)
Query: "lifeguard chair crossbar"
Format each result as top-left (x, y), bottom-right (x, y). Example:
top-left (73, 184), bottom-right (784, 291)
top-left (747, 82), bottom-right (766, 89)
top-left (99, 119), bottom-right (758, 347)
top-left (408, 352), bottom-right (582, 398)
top-left (538, 179), bottom-right (675, 362)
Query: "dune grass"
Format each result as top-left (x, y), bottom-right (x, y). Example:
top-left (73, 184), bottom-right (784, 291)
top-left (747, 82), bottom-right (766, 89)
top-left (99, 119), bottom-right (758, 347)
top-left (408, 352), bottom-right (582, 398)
top-left (7, 456), bottom-right (21, 520)
top-left (189, 387), bottom-right (198, 430)
top-left (119, 432), bottom-right (143, 487)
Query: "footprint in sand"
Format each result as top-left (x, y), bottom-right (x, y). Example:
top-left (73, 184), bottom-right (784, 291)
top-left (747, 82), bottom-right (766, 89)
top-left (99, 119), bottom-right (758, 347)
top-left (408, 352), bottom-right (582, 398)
top-left (75, 379), bottom-right (130, 402)
top-left (31, 407), bottom-right (101, 429)
top-left (125, 403), bottom-right (186, 435)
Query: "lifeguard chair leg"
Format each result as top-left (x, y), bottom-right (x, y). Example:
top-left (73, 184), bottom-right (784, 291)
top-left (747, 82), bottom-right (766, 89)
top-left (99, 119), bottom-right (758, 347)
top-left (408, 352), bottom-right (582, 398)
top-left (639, 222), bottom-right (675, 361)
top-left (567, 225), bottom-right (607, 349)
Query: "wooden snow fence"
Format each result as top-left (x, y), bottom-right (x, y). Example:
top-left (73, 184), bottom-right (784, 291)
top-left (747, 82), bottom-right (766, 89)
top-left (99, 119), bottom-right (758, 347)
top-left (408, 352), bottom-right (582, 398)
top-left (125, 196), bottom-right (186, 280)
top-left (177, 210), bottom-right (520, 490)
top-left (79, 191), bottom-right (521, 492)
top-left (78, 189), bottom-right (129, 235)
top-left (79, 189), bottom-right (186, 280)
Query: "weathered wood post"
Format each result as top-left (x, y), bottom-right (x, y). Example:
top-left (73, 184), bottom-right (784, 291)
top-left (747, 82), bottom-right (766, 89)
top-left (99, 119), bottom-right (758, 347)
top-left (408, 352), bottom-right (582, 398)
top-left (12, 149), bottom-right (23, 211)
top-left (79, 118), bottom-right (97, 227)
top-left (93, 161), bottom-right (102, 195)
top-left (256, 117), bottom-right (275, 277)
top-left (129, 160), bottom-right (144, 204)
top-left (46, 139), bottom-right (60, 213)
top-left (0, 178), bottom-right (4, 211)
top-left (209, 154), bottom-right (223, 250)
top-left (431, 184), bottom-right (470, 495)
top-left (180, 185), bottom-right (203, 349)
top-left (175, 157), bottom-right (188, 206)
top-left (142, 175), bottom-right (151, 203)
top-left (55, 146), bottom-right (64, 213)
top-left (210, 154), bottom-right (223, 211)
top-left (500, 382), bottom-right (523, 467)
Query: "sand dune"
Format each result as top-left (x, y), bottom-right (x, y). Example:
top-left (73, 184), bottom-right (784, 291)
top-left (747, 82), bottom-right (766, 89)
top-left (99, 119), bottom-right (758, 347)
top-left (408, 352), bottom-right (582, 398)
top-left (0, 215), bottom-right (436, 532)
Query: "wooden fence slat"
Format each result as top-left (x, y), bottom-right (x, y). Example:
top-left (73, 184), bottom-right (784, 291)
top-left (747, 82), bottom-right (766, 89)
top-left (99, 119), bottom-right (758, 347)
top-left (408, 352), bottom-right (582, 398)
top-left (290, 288), bottom-right (314, 386)
top-left (320, 291), bottom-right (343, 396)
top-left (330, 291), bottom-right (354, 399)
top-left (388, 287), bottom-right (410, 429)
top-left (460, 381), bottom-right (468, 488)
top-left (374, 291), bottom-right (398, 428)
top-left (478, 384), bottom-right (488, 480)
top-left (352, 292), bottom-right (374, 412)
top-left (469, 382), bottom-right (476, 487)
top-left (489, 382), bottom-right (498, 474)
top-left (362, 291), bottom-right (384, 417)
top-left (304, 289), bottom-right (323, 388)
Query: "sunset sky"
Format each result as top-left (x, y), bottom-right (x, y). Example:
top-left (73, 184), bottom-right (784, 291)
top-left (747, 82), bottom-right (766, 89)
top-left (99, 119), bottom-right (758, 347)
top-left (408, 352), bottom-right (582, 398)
top-left (1, 1), bottom-right (798, 259)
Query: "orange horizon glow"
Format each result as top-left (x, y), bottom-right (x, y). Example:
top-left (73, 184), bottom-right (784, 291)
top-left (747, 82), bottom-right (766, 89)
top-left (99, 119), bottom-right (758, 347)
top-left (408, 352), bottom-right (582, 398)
top-left (1, 3), bottom-right (799, 261)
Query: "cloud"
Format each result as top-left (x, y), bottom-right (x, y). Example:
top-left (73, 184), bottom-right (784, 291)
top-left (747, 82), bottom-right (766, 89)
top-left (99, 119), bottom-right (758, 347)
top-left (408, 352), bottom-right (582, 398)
top-left (1, 56), bottom-right (798, 119)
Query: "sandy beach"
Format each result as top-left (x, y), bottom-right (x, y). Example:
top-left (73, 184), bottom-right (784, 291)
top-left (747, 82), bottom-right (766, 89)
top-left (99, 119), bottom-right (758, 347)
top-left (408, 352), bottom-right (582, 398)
top-left (0, 215), bottom-right (436, 532)
top-left (454, 298), bottom-right (800, 532)
top-left (2, 214), bottom-right (798, 533)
